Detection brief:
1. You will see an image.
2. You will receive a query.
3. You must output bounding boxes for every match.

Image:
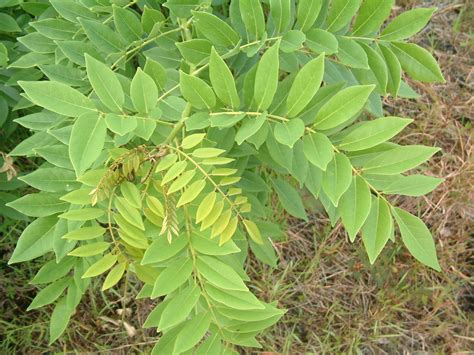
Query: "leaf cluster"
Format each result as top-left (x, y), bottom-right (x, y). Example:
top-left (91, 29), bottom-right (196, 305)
top-left (3, 0), bottom-right (445, 352)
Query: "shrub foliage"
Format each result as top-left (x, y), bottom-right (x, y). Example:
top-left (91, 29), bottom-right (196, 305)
top-left (4, 0), bottom-right (445, 352)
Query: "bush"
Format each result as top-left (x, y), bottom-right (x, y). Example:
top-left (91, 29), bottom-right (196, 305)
top-left (5, 0), bottom-right (445, 352)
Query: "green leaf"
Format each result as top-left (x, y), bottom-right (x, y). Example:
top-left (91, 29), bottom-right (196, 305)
top-left (272, 178), bottom-right (308, 221)
top-left (362, 197), bottom-right (392, 264)
top-left (209, 47), bottom-right (240, 109)
top-left (364, 174), bottom-right (444, 197)
top-left (131, 68), bottom-right (158, 114)
top-left (191, 232), bottom-right (240, 255)
top-left (235, 112), bottom-right (267, 145)
top-left (176, 180), bottom-right (206, 207)
top-left (9, 216), bottom-right (57, 264)
top-left (85, 54), bottom-right (124, 113)
top-left (102, 262), bottom-right (126, 291)
top-left (192, 148), bottom-right (225, 159)
top-left (82, 254), bottom-right (118, 278)
top-left (180, 71), bottom-right (216, 110)
top-left (336, 37), bottom-right (369, 69)
top-left (0, 13), bottom-right (21, 32)
top-left (176, 39), bottom-right (212, 65)
top-left (321, 153), bottom-right (353, 206)
top-left (339, 176), bottom-right (372, 242)
top-left (144, 58), bottom-right (167, 92)
top-left (59, 208), bottom-right (104, 221)
top-left (159, 284), bottom-right (201, 330)
top-left (79, 18), bottom-right (125, 54)
top-left (378, 43), bottom-right (401, 97)
top-left (295, 0), bottom-right (323, 32)
top-left (390, 42), bottom-right (445, 83)
top-left (105, 113), bottom-right (137, 136)
top-left (196, 192), bottom-right (217, 223)
top-left (49, 296), bottom-right (74, 344)
top-left (286, 54), bottom-right (325, 118)
top-left (254, 40), bottom-right (280, 111)
top-left (19, 81), bottom-right (96, 117)
top-left (19, 167), bottom-right (78, 193)
top-left (151, 258), bottom-right (193, 298)
top-left (392, 207), bottom-right (441, 271)
top-left (269, 0), bottom-right (291, 34)
top-left (6, 192), bottom-right (68, 217)
top-left (31, 258), bottom-right (75, 285)
top-left (280, 30), bottom-right (306, 53)
top-left (197, 255), bottom-right (248, 291)
top-left (142, 236), bottom-right (187, 265)
top-left (313, 85), bottom-right (374, 130)
top-left (380, 7), bottom-right (436, 41)
top-left (121, 182), bottom-right (142, 209)
top-left (115, 196), bottom-right (145, 230)
top-left (326, 0), bottom-right (361, 33)
top-left (243, 219), bottom-right (264, 244)
top-left (273, 118), bottom-right (305, 148)
top-left (193, 11), bottom-right (240, 48)
top-left (339, 117), bottom-right (413, 151)
top-left (352, 0), bottom-right (394, 36)
top-left (113, 5), bottom-right (143, 42)
top-left (173, 312), bottom-right (212, 353)
top-left (69, 112), bottom-right (106, 177)
top-left (182, 133), bottom-right (206, 150)
top-left (305, 28), bottom-right (338, 55)
top-left (362, 145), bottom-right (440, 175)
top-left (239, 0), bottom-right (266, 39)
top-left (62, 226), bottom-right (106, 241)
top-left (302, 132), bottom-right (334, 171)
top-left (359, 42), bottom-right (389, 94)
top-left (205, 283), bottom-right (264, 310)
top-left (68, 242), bottom-right (110, 257)
top-left (50, 0), bottom-right (95, 23)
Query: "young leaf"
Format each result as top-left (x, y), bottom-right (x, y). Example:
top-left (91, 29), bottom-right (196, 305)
top-left (85, 54), bottom-right (124, 113)
top-left (254, 40), bottom-right (280, 111)
top-left (392, 207), bottom-right (441, 271)
top-left (176, 180), bottom-right (206, 207)
top-left (121, 182), bottom-right (142, 209)
top-left (102, 262), bottom-right (126, 291)
top-left (321, 153), bottom-right (353, 206)
top-left (196, 192), bottom-right (217, 223)
top-left (243, 219), bottom-right (264, 244)
top-left (115, 196), bottom-right (145, 230)
top-left (286, 54), bottom-right (325, 118)
top-left (313, 85), bottom-right (374, 130)
top-left (180, 71), bottom-right (216, 110)
top-left (272, 178), bottom-right (308, 221)
top-left (339, 176), bottom-right (372, 242)
top-left (82, 254), bottom-right (118, 278)
top-left (362, 197), bottom-right (392, 264)
top-left (69, 113), bottom-right (106, 177)
top-left (209, 47), bottom-right (240, 109)
top-left (380, 7), bottom-right (436, 41)
top-left (62, 226), bottom-right (106, 241)
top-left (338, 117), bottom-right (413, 151)
top-left (19, 81), bottom-right (96, 117)
top-left (131, 68), bottom-right (158, 114)
top-left (68, 242), bottom-right (110, 257)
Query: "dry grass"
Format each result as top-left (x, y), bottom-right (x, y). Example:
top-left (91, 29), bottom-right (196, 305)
top-left (0, 1), bottom-right (472, 353)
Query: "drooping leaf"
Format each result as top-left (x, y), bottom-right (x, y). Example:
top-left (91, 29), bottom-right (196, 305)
top-left (362, 197), bottom-right (392, 264)
top-left (321, 153), bottom-right (353, 206)
top-left (254, 41), bottom-right (280, 111)
top-left (271, 178), bottom-right (308, 221)
top-left (209, 47), bottom-right (240, 109)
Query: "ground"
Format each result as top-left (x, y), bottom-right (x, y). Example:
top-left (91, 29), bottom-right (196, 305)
top-left (0, 0), bottom-right (472, 353)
